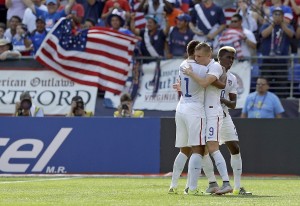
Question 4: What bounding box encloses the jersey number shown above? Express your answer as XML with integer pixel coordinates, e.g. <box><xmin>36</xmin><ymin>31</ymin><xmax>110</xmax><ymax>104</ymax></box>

<box><xmin>220</xmin><ymin>90</ymin><xmax>225</xmax><ymax>98</ymax></box>
<box><xmin>183</xmin><ymin>78</ymin><xmax>192</xmax><ymax>97</ymax></box>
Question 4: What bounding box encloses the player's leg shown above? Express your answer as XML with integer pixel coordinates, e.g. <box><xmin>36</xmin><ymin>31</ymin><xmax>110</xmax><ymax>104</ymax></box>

<box><xmin>202</xmin><ymin>146</ymin><xmax>219</xmax><ymax>193</ymax></box>
<box><xmin>169</xmin><ymin>112</ymin><xmax>190</xmax><ymax>193</ymax></box>
<box><xmin>186</xmin><ymin>116</ymin><xmax>206</xmax><ymax>195</ymax></box>
<box><xmin>221</xmin><ymin>115</ymin><xmax>251</xmax><ymax>195</ymax></box>
<box><xmin>206</xmin><ymin>116</ymin><xmax>232</xmax><ymax>195</ymax></box>
<box><xmin>169</xmin><ymin>147</ymin><xmax>191</xmax><ymax>193</ymax></box>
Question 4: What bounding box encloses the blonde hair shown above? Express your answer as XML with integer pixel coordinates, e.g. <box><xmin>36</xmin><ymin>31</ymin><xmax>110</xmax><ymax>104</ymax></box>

<box><xmin>218</xmin><ymin>46</ymin><xmax>236</xmax><ymax>58</ymax></box>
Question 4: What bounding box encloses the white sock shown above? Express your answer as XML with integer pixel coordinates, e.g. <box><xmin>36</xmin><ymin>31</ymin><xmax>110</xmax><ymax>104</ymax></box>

<box><xmin>170</xmin><ymin>152</ymin><xmax>188</xmax><ymax>188</ymax></box>
<box><xmin>185</xmin><ymin>172</ymin><xmax>189</xmax><ymax>189</ymax></box>
<box><xmin>202</xmin><ymin>154</ymin><xmax>217</xmax><ymax>183</ymax></box>
<box><xmin>231</xmin><ymin>153</ymin><xmax>242</xmax><ymax>190</ymax></box>
<box><xmin>211</xmin><ymin>150</ymin><xmax>229</xmax><ymax>182</ymax></box>
<box><xmin>188</xmin><ymin>153</ymin><xmax>202</xmax><ymax>191</ymax></box>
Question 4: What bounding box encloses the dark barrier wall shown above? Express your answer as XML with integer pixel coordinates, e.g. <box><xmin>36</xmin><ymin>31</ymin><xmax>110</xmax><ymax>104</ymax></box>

<box><xmin>0</xmin><ymin>117</ymin><xmax>160</xmax><ymax>174</ymax></box>
<box><xmin>160</xmin><ymin>118</ymin><xmax>300</xmax><ymax>175</ymax></box>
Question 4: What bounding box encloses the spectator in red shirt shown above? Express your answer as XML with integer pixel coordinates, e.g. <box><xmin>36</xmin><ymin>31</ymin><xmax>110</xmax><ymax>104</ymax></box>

<box><xmin>101</xmin><ymin>0</ymin><xmax>130</xmax><ymax>21</ymax></box>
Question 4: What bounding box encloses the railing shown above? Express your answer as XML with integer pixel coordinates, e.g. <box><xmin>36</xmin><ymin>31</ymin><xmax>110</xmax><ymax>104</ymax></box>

<box><xmin>1</xmin><ymin>55</ymin><xmax>300</xmax><ymax>99</ymax></box>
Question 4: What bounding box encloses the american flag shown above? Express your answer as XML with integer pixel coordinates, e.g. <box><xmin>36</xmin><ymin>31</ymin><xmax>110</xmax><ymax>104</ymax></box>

<box><xmin>35</xmin><ymin>18</ymin><xmax>138</xmax><ymax>94</ymax></box>
<box><xmin>129</xmin><ymin>0</ymin><xmax>146</xmax><ymax>29</ymax></box>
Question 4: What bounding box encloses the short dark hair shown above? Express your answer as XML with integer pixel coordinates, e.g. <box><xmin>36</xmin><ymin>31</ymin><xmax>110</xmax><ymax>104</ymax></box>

<box><xmin>186</xmin><ymin>40</ymin><xmax>200</xmax><ymax>56</ymax></box>
<box><xmin>257</xmin><ymin>76</ymin><xmax>269</xmax><ymax>84</ymax></box>
<box><xmin>232</xmin><ymin>13</ymin><xmax>243</xmax><ymax>21</ymax></box>
<box><xmin>85</xmin><ymin>18</ymin><xmax>96</xmax><ymax>26</ymax></box>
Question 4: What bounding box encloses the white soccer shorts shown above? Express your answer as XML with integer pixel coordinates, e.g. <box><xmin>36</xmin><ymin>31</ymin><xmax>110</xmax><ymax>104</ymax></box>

<box><xmin>175</xmin><ymin>112</ymin><xmax>206</xmax><ymax>148</ymax></box>
<box><xmin>219</xmin><ymin>114</ymin><xmax>239</xmax><ymax>145</ymax></box>
<box><xmin>205</xmin><ymin>116</ymin><xmax>223</xmax><ymax>142</ymax></box>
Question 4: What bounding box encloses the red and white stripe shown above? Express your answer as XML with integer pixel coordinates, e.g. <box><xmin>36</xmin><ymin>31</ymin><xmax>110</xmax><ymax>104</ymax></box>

<box><xmin>223</xmin><ymin>7</ymin><xmax>237</xmax><ymax>25</ymax></box>
<box><xmin>132</xmin><ymin>1</ymin><xmax>146</xmax><ymax>29</ymax></box>
<box><xmin>36</xmin><ymin>19</ymin><xmax>138</xmax><ymax>94</ymax></box>
<box><xmin>219</xmin><ymin>28</ymin><xmax>244</xmax><ymax>58</ymax></box>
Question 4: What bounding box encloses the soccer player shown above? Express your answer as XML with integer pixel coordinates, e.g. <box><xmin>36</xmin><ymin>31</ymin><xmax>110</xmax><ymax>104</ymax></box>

<box><xmin>202</xmin><ymin>46</ymin><xmax>252</xmax><ymax>195</ymax></box>
<box><xmin>168</xmin><ymin>40</ymin><xmax>207</xmax><ymax>195</ymax></box>
<box><xmin>183</xmin><ymin>42</ymin><xmax>233</xmax><ymax>195</ymax></box>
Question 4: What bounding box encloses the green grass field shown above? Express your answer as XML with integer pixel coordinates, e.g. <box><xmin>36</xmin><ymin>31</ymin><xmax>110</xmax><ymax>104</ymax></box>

<box><xmin>0</xmin><ymin>176</ymin><xmax>299</xmax><ymax>206</ymax></box>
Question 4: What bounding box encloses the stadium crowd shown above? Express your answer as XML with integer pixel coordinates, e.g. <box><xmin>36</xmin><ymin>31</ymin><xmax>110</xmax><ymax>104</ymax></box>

<box><xmin>0</xmin><ymin>0</ymin><xmax>299</xmax><ymax>98</ymax></box>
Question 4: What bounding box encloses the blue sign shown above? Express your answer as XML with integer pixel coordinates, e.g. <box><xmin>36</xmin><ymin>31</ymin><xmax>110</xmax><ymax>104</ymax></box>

<box><xmin>0</xmin><ymin>117</ymin><xmax>161</xmax><ymax>174</ymax></box>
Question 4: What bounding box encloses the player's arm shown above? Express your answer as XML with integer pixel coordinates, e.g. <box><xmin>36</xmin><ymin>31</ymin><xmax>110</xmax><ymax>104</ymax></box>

<box><xmin>211</xmin><ymin>79</ymin><xmax>226</xmax><ymax>89</ymax></box>
<box><xmin>221</xmin><ymin>93</ymin><xmax>237</xmax><ymax>109</ymax></box>
<box><xmin>182</xmin><ymin>65</ymin><xmax>216</xmax><ymax>88</ymax></box>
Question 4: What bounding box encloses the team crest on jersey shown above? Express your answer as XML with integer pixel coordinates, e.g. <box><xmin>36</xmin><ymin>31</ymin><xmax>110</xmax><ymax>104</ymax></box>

<box><xmin>210</xmin><ymin>11</ymin><xmax>215</xmax><ymax>16</ymax></box>
<box><xmin>228</xmin><ymin>80</ymin><xmax>232</xmax><ymax>86</ymax></box>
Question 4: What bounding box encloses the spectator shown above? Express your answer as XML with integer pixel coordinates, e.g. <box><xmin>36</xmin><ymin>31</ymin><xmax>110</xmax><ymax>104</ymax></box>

<box><xmin>259</xmin><ymin>7</ymin><xmax>294</xmax><ymax>97</ymax></box>
<box><xmin>0</xmin><ymin>38</ymin><xmax>21</xmax><ymax>60</ymax></box>
<box><xmin>219</xmin><ymin>13</ymin><xmax>257</xmax><ymax>59</ymax></box>
<box><xmin>130</xmin><ymin>13</ymin><xmax>168</xmax><ymax>61</ymax></box>
<box><xmin>137</xmin><ymin>0</ymin><xmax>166</xmax><ymax>29</ymax></box>
<box><xmin>107</xmin><ymin>8</ymin><xmax>133</xmax><ymax>35</ymax></box>
<box><xmin>0</xmin><ymin>22</ymin><xmax>6</xmax><ymax>39</ymax></box>
<box><xmin>268</xmin><ymin>0</ymin><xmax>293</xmax><ymax>24</ymax></box>
<box><xmin>81</xmin><ymin>18</ymin><xmax>96</xmax><ymax>29</ymax></box>
<box><xmin>22</xmin><ymin>0</ymin><xmax>47</xmax><ymax>33</ymax></box>
<box><xmin>23</xmin><ymin>0</ymin><xmax>75</xmax><ymax>32</ymax></box>
<box><xmin>5</xmin><ymin>0</ymin><xmax>27</xmax><ymax>24</ymax></box>
<box><xmin>166</xmin><ymin>13</ymin><xmax>193</xmax><ymax>58</ymax></box>
<box><xmin>11</xmin><ymin>23</ymin><xmax>32</xmax><ymax>56</ymax></box>
<box><xmin>4</xmin><ymin>15</ymin><xmax>21</xmax><ymax>42</ymax></box>
<box><xmin>236</xmin><ymin>0</ymin><xmax>258</xmax><ymax>32</ymax></box>
<box><xmin>241</xmin><ymin>76</ymin><xmax>284</xmax><ymax>118</ymax></box>
<box><xmin>14</xmin><ymin>91</ymin><xmax>44</xmax><ymax>117</ymax></box>
<box><xmin>283</xmin><ymin>0</ymin><xmax>300</xmax><ymax>54</ymax></box>
<box><xmin>30</xmin><ymin>16</ymin><xmax>47</xmax><ymax>55</ymax></box>
<box><xmin>114</xmin><ymin>93</ymin><xmax>144</xmax><ymax>117</ymax></box>
<box><xmin>189</xmin><ymin>0</ymin><xmax>226</xmax><ymax>52</ymax></box>
<box><xmin>164</xmin><ymin>0</ymin><xmax>183</xmax><ymax>27</ymax></box>
<box><xmin>101</xmin><ymin>0</ymin><xmax>130</xmax><ymax>24</ymax></box>
<box><xmin>82</xmin><ymin>0</ymin><xmax>104</xmax><ymax>25</ymax></box>
<box><xmin>59</xmin><ymin>0</ymin><xmax>84</xmax><ymax>30</ymax></box>
<box><xmin>66</xmin><ymin>95</ymin><xmax>93</xmax><ymax>117</ymax></box>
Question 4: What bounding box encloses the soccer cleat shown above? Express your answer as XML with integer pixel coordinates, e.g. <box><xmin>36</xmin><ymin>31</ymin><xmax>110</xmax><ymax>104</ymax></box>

<box><xmin>215</xmin><ymin>185</ymin><xmax>233</xmax><ymax>195</ymax></box>
<box><xmin>232</xmin><ymin>187</ymin><xmax>252</xmax><ymax>195</ymax></box>
<box><xmin>188</xmin><ymin>189</ymin><xmax>201</xmax><ymax>196</ymax></box>
<box><xmin>168</xmin><ymin>187</ymin><xmax>178</xmax><ymax>194</ymax></box>
<box><xmin>205</xmin><ymin>182</ymin><xmax>219</xmax><ymax>194</ymax></box>
<box><xmin>183</xmin><ymin>187</ymin><xmax>189</xmax><ymax>195</ymax></box>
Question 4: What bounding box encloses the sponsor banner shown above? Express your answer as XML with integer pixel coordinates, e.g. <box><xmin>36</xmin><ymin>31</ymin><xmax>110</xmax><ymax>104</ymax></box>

<box><xmin>105</xmin><ymin>59</ymin><xmax>251</xmax><ymax>110</ymax></box>
<box><xmin>105</xmin><ymin>59</ymin><xmax>181</xmax><ymax>111</ymax></box>
<box><xmin>230</xmin><ymin>60</ymin><xmax>251</xmax><ymax>109</ymax></box>
<box><xmin>0</xmin><ymin>117</ymin><xmax>160</xmax><ymax>174</ymax></box>
<box><xmin>0</xmin><ymin>70</ymin><xmax>98</xmax><ymax>115</ymax></box>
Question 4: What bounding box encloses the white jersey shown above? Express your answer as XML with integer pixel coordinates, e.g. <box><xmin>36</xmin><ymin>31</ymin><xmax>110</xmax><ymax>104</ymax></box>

<box><xmin>204</xmin><ymin>59</ymin><xmax>224</xmax><ymax>117</ymax></box>
<box><xmin>221</xmin><ymin>71</ymin><xmax>238</xmax><ymax>114</ymax></box>
<box><xmin>176</xmin><ymin>59</ymin><xmax>207</xmax><ymax>117</ymax></box>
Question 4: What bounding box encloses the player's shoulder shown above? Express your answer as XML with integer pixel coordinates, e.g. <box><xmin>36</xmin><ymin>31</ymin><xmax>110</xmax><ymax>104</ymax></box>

<box><xmin>227</xmin><ymin>71</ymin><xmax>237</xmax><ymax>80</ymax></box>
<box><xmin>208</xmin><ymin>59</ymin><xmax>222</xmax><ymax>70</ymax></box>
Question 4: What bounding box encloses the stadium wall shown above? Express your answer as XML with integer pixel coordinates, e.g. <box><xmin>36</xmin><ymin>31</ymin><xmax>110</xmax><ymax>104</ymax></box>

<box><xmin>0</xmin><ymin>117</ymin><xmax>299</xmax><ymax>175</ymax></box>
<box><xmin>160</xmin><ymin>118</ymin><xmax>300</xmax><ymax>175</ymax></box>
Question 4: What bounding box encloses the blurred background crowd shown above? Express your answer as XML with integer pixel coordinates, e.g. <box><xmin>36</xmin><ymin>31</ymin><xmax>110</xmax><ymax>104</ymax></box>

<box><xmin>1</xmin><ymin>0</ymin><xmax>300</xmax><ymax>99</ymax></box>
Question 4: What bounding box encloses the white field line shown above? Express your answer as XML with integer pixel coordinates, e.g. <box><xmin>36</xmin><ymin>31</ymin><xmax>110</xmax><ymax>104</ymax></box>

<box><xmin>0</xmin><ymin>177</ymin><xmax>81</xmax><ymax>184</ymax></box>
